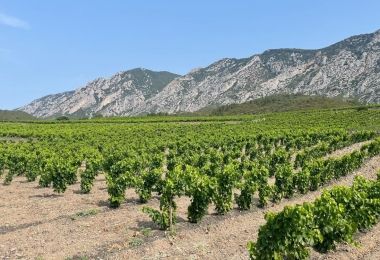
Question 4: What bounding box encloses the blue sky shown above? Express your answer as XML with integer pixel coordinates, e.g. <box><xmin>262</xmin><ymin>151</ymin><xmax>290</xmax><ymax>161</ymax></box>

<box><xmin>1</xmin><ymin>1</ymin><xmax>380</xmax><ymax>110</ymax></box>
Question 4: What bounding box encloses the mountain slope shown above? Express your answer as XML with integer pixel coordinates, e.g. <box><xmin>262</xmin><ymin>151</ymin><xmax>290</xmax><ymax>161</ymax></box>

<box><xmin>0</xmin><ymin>110</ymin><xmax>37</xmax><ymax>120</ymax></box>
<box><xmin>18</xmin><ymin>69</ymin><xmax>180</xmax><ymax>119</ymax></box>
<box><xmin>130</xmin><ymin>29</ymin><xmax>380</xmax><ymax>115</ymax></box>
<box><xmin>18</xmin><ymin>29</ymin><xmax>380</xmax><ymax>118</ymax></box>
<box><xmin>189</xmin><ymin>94</ymin><xmax>360</xmax><ymax>116</ymax></box>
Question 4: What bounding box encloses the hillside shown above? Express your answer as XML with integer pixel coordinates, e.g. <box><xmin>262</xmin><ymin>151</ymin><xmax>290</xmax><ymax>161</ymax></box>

<box><xmin>17</xmin><ymin>29</ymin><xmax>380</xmax><ymax>118</ymax></box>
<box><xmin>18</xmin><ymin>69</ymin><xmax>180</xmax><ymax>119</ymax></box>
<box><xmin>0</xmin><ymin>110</ymin><xmax>37</xmax><ymax>120</ymax></box>
<box><xmin>191</xmin><ymin>94</ymin><xmax>361</xmax><ymax>116</ymax></box>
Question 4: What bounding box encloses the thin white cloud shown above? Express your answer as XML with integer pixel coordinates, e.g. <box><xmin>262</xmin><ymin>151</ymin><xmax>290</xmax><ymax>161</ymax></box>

<box><xmin>0</xmin><ymin>13</ymin><xmax>30</xmax><ymax>30</ymax></box>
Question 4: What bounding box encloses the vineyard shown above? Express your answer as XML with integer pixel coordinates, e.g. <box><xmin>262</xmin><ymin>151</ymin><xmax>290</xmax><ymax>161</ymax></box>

<box><xmin>1</xmin><ymin>107</ymin><xmax>380</xmax><ymax>259</ymax></box>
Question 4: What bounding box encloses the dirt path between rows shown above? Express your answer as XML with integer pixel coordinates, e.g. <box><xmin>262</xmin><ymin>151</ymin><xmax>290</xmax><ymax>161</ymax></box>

<box><xmin>0</xmin><ymin>141</ymin><xmax>379</xmax><ymax>260</ymax></box>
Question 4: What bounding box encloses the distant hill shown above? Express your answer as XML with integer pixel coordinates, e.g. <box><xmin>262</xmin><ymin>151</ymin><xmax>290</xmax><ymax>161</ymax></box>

<box><xmin>0</xmin><ymin>110</ymin><xmax>37</xmax><ymax>120</ymax></box>
<box><xmin>191</xmin><ymin>94</ymin><xmax>361</xmax><ymax>116</ymax></box>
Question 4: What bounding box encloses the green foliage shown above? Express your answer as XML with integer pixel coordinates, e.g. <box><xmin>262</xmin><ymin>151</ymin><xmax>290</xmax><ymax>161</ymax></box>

<box><xmin>56</xmin><ymin>116</ymin><xmax>70</xmax><ymax>120</ymax></box>
<box><xmin>94</xmin><ymin>113</ymin><xmax>103</xmax><ymax>118</ymax></box>
<box><xmin>76</xmin><ymin>209</ymin><xmax>99</xmax><ymax>217</ymax></box>
<box><xmin>254</xmin><ymin>166</ymin><xmax>271</xmax><ymax>208</ymax></box>
<box><xmin>1</xmin><ymin>103</ymin><xmax>380</xmax><ymax>246</ymax></box>
<box><xmin>129</xmin><ymin>237</ymin><xmax>144</xmax><ymax>247</ymax></box>
<box><xmin>312</xmin><ymin>191</ymin><xmax>357</xmax><ymax>252</ymax></box>
<box><xmin>0</xmin><ymin>109</ymin><xmax>37</xmax><ymax>121</ymax></box>
<box><xmin>248</xmin><ymin>203</ymin><xmax>322</xmax><ymax>260</ymax></box>
<box><xmin>192</xmin><ymin>94</ymin><xmax>361</xmax><ymax>116</ymax></box>
<box><xmin>142</xmin><ymin>165</ymin><xmax>184</xmax><ymax>230</ymax></box>
<box><xmin>234</xmin><ymin>165</ymin><xmax>260</xmax><ymax>210</ymax></box>
<box><xmin>273</xmin><ymin>163</ymin><xmax>294</xmax><ymax>202</ymax></box>
<box><xmin>212</xmin><ymin>163</ymin><xmax>241</xmax><ymax>214</ymax></box>
<box><xmin>141</xmin><ymin>206</ymin><xmax>172</xmax><ymax>230</ymax></box>
<box><xmin>296</xmin><ymin>168</ymin><xmax>310</xmax><ymax>194</ymax></box>
<box><xmin>105</xmin><ymin>171</ymin><xmax>133</xmax><ymax>208</ymax></box>
<box><xmin>185</xmin><ymin>166</ymin><xmax>217</xmax><ymax>222</ymax></box>
<box><xmin>146</xmin><ymin>112</ymin><xmax>170</xmax><ymax>117</ymax></box>
<box><xmin>248</xmin><ymin>172</ymin><xmax>380</xmax><ymax>259</ymax></box>
<box><xmin>140</xmin><ymin>227</ymin><xmax>152</xmax><ymax>237</ymax></box>
<box><xmin>356</xmin><ymin>106</ymin><xmax>369</xmax><ymax>111</ymax></box>
<box><xmin>0</xmin><ymin>155</ymin><xmax>4</xmax><ymax>177</ymax></box>
<box><xmin>366</xmin><ymin>138</ymin><xmax>380</xmax><ymax>157</ymax></box>
<box><xmin>64</xmin><ymin>255</ymin><xmax>89</xmax><ymax>260</ymax></box>
<box><xmin>80</xmin><ymin>149</ymin><xmax>103</xmax><ymax>193</ymax></box>
<box><xmin>269</xmin><ymin>148</ymin><xmax>290</xmax><ymax>177</ymax></box>
<box><xmin>135</xmin><ymin>168</ymin><xmax>162</xmax><ymax>203</ymax></box>
<box><xmin>3</xmin><ymin>147</ymin><xmax>28</xmax><ymax>185</ymax></box>
<box><xmin>330</xmin><ymin>184</ymin><xmax>380</xmax><ymax>231</ymax></box>
<box><xmin>25</xmin><ymin>151</ymin><xmax>46</xmax><ymax>182</ymax></box>
<box><xmin>49</xmin><ymin>155</ymin><xmax>81</xmax><ymax>193</ymax></box>
<box><xmin>105</xmin><ymin>158</ymin><xmax>135</xmax><ymax>207</ymax></box>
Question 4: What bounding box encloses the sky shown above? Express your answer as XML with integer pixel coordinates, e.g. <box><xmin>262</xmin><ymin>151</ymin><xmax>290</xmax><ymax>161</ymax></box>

<box><xmin>1</xmin><ymin>1</ymin><xmax>380</xmax><ymax>110</ymax></box>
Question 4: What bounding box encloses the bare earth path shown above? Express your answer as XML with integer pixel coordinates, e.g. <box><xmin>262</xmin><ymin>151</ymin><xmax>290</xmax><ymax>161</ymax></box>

<box><xmin>1</xmin><ymin>141</ymin><xmax>380</xmax><ymax>260</ymax></box>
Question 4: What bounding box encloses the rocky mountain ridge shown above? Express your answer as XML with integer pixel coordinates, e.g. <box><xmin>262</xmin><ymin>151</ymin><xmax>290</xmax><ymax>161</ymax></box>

<box><xmin>19</xmin><ymin>69</ymin><xmax>179</xmax><ymax>119</ymax></box>
<box><xmin>18</xmin><ymin>29</ymin><xmax>380</xmax><ymax>118</ymax></box>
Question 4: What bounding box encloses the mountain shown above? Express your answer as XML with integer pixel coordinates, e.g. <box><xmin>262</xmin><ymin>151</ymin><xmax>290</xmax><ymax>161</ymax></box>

<box><xmin>18</xmin><ymin>29</ymin><xmax>380</xmax><ymax>118</ymax></box>
<box><xmin>189</xmin><ymin>94</ymin><xmax>360</xmax><ymax>116</ymax></box>
<box><xmin>18</xmin><ymin>69</ymin><xmax>180</xmax><ymax>119</ymax></box>
<box><xmin>0</xmin><ymin>110</ymin><xmax>37</xmax><ymax>120</ymax></box>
